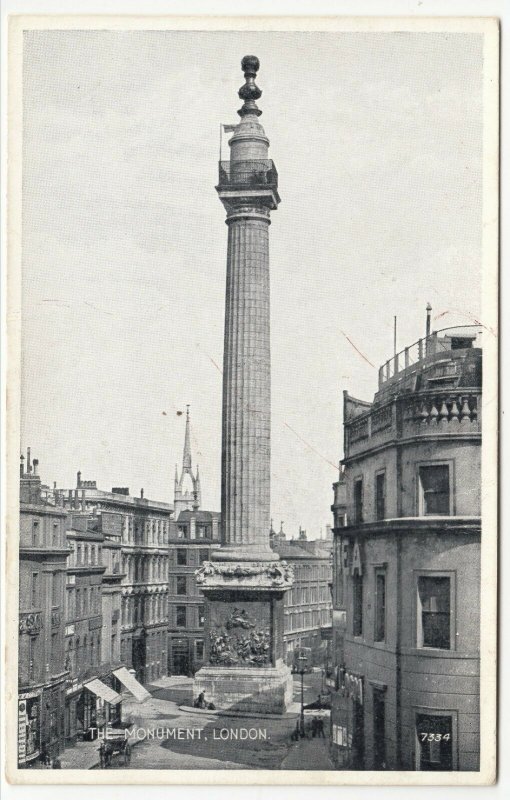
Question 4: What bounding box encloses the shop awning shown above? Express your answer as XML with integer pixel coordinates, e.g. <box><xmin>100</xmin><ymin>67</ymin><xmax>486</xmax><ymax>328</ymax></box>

<box><xmin>113</xmin><ymin>667</ymin><xmax>150</xmax><ymax>703</ymax></box>
<box><xmin>84</xmin><ymin>678</ymin><xmax>122</xmax><ymax>705</ymax></box>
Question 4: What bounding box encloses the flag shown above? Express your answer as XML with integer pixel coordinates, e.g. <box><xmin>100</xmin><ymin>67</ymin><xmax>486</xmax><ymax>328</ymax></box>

<box><xmin>222</xmin><ymin>124</ymin><xmax>236</xmax><ymax>132</ymax></box>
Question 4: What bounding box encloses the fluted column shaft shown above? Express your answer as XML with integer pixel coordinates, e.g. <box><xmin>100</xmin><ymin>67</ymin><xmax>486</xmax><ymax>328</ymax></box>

<box><xmin>220</xmin><ymin>209</ymin><xmax>273</xmax><ymax>560</ymax></box>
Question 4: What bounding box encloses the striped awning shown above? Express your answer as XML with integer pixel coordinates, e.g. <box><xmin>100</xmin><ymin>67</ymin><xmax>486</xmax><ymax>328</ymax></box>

<box><xmin>113</xmin><ymin>667</ymin><xmax>150</xmax><ymax>703</ymax></box>
<box><xmin>84</xmin><ymin>678</ymin><xmax>122</xmax><ymax>705</ymax></box>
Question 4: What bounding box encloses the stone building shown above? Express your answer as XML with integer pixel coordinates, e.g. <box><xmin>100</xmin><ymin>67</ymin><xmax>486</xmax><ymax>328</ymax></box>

<box><xmin>270</xmin><ymin>527</ymin><xmax>332</xmax><ymax>668</ymax></box>
<box><xmin>63</xmin><ymin>511</ymin><xmax>123</xmax><ymax>745</ymax></box>
<box><xmin>56</xmin><ymin>477</ymin><xmax>171</xmax><ymax>685</ymax></box>
<box><xmin>330</xmin><ymin>321</ymin><xmax>482</xmax><ymax>771</ymax></box>
<box><xmin>168</xmin><ymin>411</ymin><xmax>220</xmax><ymax>675</ymax></box>
<box><xmin>18</xmin><ymin>452</ymin><xmax>69</xmax><ymax>766</ymax></box>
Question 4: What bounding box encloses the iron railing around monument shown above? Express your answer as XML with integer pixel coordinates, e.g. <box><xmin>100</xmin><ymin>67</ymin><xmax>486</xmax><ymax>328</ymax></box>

<box><xmin>217</xmin><ymin>159</ymin><xmax>278</xmax><ymax>191</ymax></box>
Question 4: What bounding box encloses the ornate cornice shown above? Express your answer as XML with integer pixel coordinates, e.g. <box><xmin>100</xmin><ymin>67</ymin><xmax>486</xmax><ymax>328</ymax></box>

<box><xmin>195</xmin><ymin>560</ymin><xmax>294</xmax><ymax>590</ymax></box>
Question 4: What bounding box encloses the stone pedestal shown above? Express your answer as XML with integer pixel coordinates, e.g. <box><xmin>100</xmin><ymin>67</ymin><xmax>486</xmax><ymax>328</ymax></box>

<box><xmin>192</xmin><ymin>560</ymin><xmax>294</xmax><ymax>714</ymax></box>
<box><xmin>194</xmin><ymin>662</ymin><xmax>293</xmax><ymax>715</ymax></box>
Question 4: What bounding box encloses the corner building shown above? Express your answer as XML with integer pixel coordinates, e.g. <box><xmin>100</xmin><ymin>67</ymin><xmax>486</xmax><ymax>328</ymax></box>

<box><xmin>330</xmin><ymin>324</ymin><xmax>482</xmax><ymax>771</ymax></box>
<box><xmin>18</xmin><ymin>453</ymin><xmax>69</xmax><ymax>766</ymax></box>
<box><xmin>56</xmin><ymin>478</ymin><xmax>171</xmax><ymax>684</ymax></box>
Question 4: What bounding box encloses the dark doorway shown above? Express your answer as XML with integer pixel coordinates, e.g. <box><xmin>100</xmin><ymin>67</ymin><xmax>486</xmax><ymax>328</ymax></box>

<box><xmin>352</xmin><ymin>701</ymin><xmax>365</xmax><ymax>769</ymax></box>
<box><xmin>416</xmin><ymin>713</ymin><xmax>453</xmax><ymax>771</ymax></box>
<box><xmin>132</xmin><ymin>635</ymin><xmax>146</xmax><ymax>683</ymax></box>
<box><xmin>171</xmin><ymin>639</ymin><xmax>190</xmax><ymax>675</ymax></box>
<box><xmin>373</xmin><ymin>689</ymin><xmax>386</xmax><ymax>769</ymax></box>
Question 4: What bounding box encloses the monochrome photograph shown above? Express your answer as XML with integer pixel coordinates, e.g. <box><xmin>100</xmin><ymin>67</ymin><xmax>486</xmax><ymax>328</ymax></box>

<box><xmin>5</xmin><ymin>14</ymin><xmax>498</xmax><ymax>785</ymax></box>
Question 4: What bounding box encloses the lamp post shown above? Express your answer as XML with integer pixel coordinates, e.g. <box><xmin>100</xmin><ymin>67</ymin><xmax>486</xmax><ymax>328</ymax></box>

<box><xmin>297</xmin><ymin>653</ymin><xmax>308</xmax><ymax>737</ymax></box>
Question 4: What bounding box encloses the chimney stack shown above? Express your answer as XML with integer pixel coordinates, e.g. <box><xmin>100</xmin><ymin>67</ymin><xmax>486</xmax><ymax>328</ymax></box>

<box><xmin>77</xmin><ymin>471</ymin><xmax>82</xmax><ymax>488</ymax></box>
<box><xmin>426</xmin><ymin>303</ymin><xmax>432</xmax><ymax>339</ymax></box>
<box><xmin>33</xmin><ymin>458</ymin><xmax>39</xmax><ymax>476</ymax></box>
<box><xmin>140</xmin><ymin>488</ymin><xmax>144</xmax><ymax>499</ymax></box>
<box><xmin>27</xmin><ymin>447</ymin><xmax>31</xmax><ymax>474</ymax></box>
<box><xmin>20</xmin><ymin>454</ymin><xmax>24</xmax><ymax>478</ymax></box>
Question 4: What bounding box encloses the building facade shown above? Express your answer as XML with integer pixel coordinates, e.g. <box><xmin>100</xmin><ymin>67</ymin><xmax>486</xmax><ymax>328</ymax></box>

<box><xmin>18</xmin><ymin>452</ymin><xmax>69</xmax><ymax>766</ymax></box>
<box><xmin>330</xmin><ymin>323</ymin><xmax>482</xmax><ymax>771</ymax></box>
<box><xmin>168</xmin><ymin>410</ymin><xmax>220</xmax><ymax>675</ymax></box>
<box><xmin>63</xmin><ymin>511</ymin><xmax>124</xmax><ymax>745</ymax></box>
<box><xmin>270</xmin><ymin>528</ymin><xmax>332</xmax><ymax>669</ymax></box>
<box><xmin>56</xmin><ymin>477</ymin><xmax>171</xmax><ymax>685</ymax></box>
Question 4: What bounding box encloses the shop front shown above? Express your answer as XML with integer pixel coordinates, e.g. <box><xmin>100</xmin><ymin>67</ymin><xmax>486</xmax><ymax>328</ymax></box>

<box><xmin>330</xmin><ymin>667</ymin><xmax>364</xmax><ymax>769</ymax></box>
<box><xmin>41</xmin><ymin>683</ymin><xmax>66</xmax><ymax>760</ymax></box>
<box><xmin>64</xmin><ymin>679</ymin><xmax>83</xmax><ymax>745</ymax></box>
<box><xmin>18</xmin><ymin>690</ymin><xmax>42</xmax><ymax>768</ymax></box>
<box><xmin>75</xmin><ymin>678</ymin><xmax>122</xmax><ymax>740</ymax></box>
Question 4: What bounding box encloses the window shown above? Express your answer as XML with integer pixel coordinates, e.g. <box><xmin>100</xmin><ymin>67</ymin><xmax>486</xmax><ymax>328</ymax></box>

<box><xmin>450</xmin><ymin>337</ymin><xmax>472</xmax><ymax>351</ymax></box>
<box><xmin>417</xmin><ymin>576</ymin><xmax>451</xmax><ymax>649</ymax></box>
<box><xmin>177</xmin><ymin>526</ymin><xmax>186</xmax><ymax>539</ymax></box>
<box><xmin>373</xmin><ymin>689</ymin><xmax>386</xmax><ymax>769</ymax></box>
<box><xmin>51</xmin><ymin>572</ymin><xmax>59</xmax><ymax>605</ymax></box>
<box><xmin>375</xmin><ymin>472</ymin><xmax>386</xmax><ymax>521</ymax></box>
<box><xmin>354</xmin><ymin>478</ymin><xmax>363</xmax><ymax>524</ymax></box>
<box><xmin>53</xmin><ymin>522</ymin><xmax>59</xmax><ymax>545</ymax></box>
<box><xmin>77</xmin><ymin>545</ymin><xmax>82</xmax><ymax>564</ymax></box>
<box><xmin>32</xmin><ymin>520</ymin><xmax>39</xmax><ymax>545</ymax></box>
<box><xmin>31</xmin><ymin>573</ymin><xmax>39</xmax><ymax>607</ymax></box>
<box><xmin>29</xmin><ymin>637</ymin><xmax>36</xmax><ymax>680</ymax></box>
<box><xmin>374</xmin><ymin>570</ymin><xmax>386</xmax><ymax>642</ymax></box>
<box><xmin>84</xmin><ymin>545</ymin><xmax>89</xmax><ymax>564</ymax></box>
<box><xmin>76</xmin><ymin>589</ymin><xmax>81</xmax><ymax>617</ymax></box>
<box><xmin>419</xmin><ymin>465</ymin><xmax>450</xmax><ymax>516</ymax></box>
<box><xmin>198</xmin><ymin>605</ymin><xmax>205</xmax><ymax>627</ymax></box>
<box><xmin>352</xmin><ymin>574</ymin><xmax>363</xmax><ymax>637</ymax></box>
<box><xmin>416</xmin><ymin>714</ymin><xmax>453</xmax><ymax>771</ymax></box>
<box><xmin>52</xmin><ymin>632</ymin><xmax>58</xmax><ymax>660</ymax></box>
<box><xmin>176</xmin><ymin>576</ymin><xmax>187</xmax><ymax>595</ymax></box>
<box><xmin>176</xmin><ymin>606</ymin><xmax>186</xmax><ymax>627</ymax></box>
<box><xmin>177</xmin><ymin>548</ymin><xmax>187</xmax><ymax>566</ymax></box>
<box><xmin>195</xmin><ymin>640</ymin><xmax>204</xmax><ymax>660</ymax></box>
<box><xmin>198</xmin><ymin>526</ymin><xmax>206</xmax><ymax>539</ymax></box>
<box><xmin>199</xmin><ymin>549</ymin><xmax>209</xmax><ymax>563</ymax></box>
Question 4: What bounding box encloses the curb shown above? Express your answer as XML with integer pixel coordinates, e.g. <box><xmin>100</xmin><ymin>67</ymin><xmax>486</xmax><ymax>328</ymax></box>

<box><xmin>178</xmin><ymin>705</ymin><xmax>299</xmax><ymax>720</ymax></box>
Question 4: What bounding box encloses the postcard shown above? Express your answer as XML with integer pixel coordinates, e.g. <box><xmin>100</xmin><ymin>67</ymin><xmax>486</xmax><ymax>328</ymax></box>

<box><xmin>5</xmin><ymin>14</ymin><xmax>499</xmax><ymax>786</ymax></box>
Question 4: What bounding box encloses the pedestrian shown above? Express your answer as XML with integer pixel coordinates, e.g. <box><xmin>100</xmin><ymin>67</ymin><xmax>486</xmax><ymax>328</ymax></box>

<box><xmin>194</xmin><ymin>691</ymin><xmax>207</xmax><ymax>709</ymax></box>
<box><xmin>317</xmin><ymin>717</ymin><xmax>325</xmax><ymax>738</ymax></box>
<box><xmin>52</xmin><ymin>757</ymin><xmax>61</xmax><ymax>769</ymax></box>
<box><xmin>99</xmin><ymin>741</ymin><xmax>106</xmax><ymax>769</ymax></box>
<box><xmin>311</xmin><ymin>717</ymin><xmax>318</xmax><ymax>738</ymax></box>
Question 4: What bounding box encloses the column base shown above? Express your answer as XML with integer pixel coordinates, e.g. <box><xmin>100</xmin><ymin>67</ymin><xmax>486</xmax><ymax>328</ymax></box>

<box><xmin>192</xmin><ymin>662</ymin><xmax>293</xmax><ymax>715</ymax></box>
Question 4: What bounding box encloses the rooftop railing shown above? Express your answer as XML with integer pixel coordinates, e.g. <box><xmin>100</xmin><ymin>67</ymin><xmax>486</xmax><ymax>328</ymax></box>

<box><xmin>378</xmin><ymin>325</ymin><xmax>483</xmax><ymax>387</ymax></box>
<box><xmin>217</xmin><ymin>159</ymin><xmax>278</xmax><ymax>191</ymax></box>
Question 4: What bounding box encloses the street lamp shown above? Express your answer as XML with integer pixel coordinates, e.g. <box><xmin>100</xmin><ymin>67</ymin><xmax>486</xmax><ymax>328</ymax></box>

<box><xmin>296</xmin><ymin>653</ymin><xmax>308</xmax><ymax>738</ymax></box>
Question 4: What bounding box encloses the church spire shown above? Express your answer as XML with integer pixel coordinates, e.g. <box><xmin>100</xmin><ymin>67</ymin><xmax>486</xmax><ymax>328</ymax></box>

<box><xmin>174</xmin><ymin>405</ymin><xmax>202</xmax><ymax>516</ymax></box>
<box><xmin>183</xmin><ymin>404</ymin><xmax>192</xmax><ymax>470</ymax></box>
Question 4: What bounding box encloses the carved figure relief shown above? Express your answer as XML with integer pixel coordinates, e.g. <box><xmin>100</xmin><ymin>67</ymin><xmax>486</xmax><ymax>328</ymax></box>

<box><xmin>209</xmin><ymin>607</ymin><xmax>270</xmax><ymax>667</ymax></box>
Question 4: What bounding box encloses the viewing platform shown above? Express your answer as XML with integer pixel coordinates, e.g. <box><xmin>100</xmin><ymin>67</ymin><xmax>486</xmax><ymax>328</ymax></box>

<box><xmin>344</xmin><ymin>325</ymin><xmax>483</xmax><ymax>459</ymax></box>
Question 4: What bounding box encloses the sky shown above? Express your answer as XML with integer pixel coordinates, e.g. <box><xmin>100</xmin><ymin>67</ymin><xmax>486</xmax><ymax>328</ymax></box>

<box><xmin>20</xmin><ymin>29</ymin><xmax>483</xmax><ymax>538</ymax></box>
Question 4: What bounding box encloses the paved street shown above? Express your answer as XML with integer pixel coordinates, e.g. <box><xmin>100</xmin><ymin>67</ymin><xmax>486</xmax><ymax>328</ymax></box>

<box><xmin>62</xmin><ymin>672</ymin><xmax>334</xmax><ymax>771</ymax></box>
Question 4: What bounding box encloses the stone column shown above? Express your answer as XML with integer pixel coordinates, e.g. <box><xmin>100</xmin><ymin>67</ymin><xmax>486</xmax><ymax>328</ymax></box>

<box><xmin>221</xmin><ymin>211</ymin><xmax>272</xmax><ymax>560</ymax></box>
<box><xmin>193</xmin><ymin>57</ymin><xmax>293</xmax><ymax>714</ymax></box>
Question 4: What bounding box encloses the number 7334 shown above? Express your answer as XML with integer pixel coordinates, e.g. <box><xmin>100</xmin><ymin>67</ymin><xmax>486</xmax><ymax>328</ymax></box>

<box><xmin>419</xmin><ymin>733</ymin><xmax>451</xmax><ymax>742</ymax></box>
